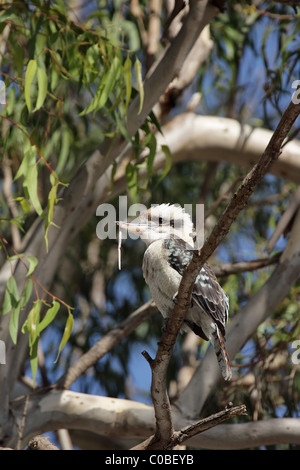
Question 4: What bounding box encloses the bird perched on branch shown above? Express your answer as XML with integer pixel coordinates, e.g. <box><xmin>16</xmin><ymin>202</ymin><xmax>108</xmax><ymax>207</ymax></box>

<box><xmin>118</xmin><ymin>204</ymin><xmax>232</xmax><ymax>381</ymax></box>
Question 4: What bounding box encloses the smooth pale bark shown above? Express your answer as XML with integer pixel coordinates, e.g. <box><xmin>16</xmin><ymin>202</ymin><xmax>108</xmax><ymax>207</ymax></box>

<box><xmin>8</xmin><ymin>390</ymin><xmax>300</xmax><ymax>449</ymax></box>
<box><xmin>154</xmin><ymin>113</ymin><xmax>300</xmax><ymax>183</ymax></box>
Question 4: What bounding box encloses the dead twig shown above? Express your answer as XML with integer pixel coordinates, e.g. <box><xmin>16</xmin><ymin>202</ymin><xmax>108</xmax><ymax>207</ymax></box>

<box><xmin>212</xmin><ymin>252</ymin><xmax>282</xmax><ymax>277</ymax></box>
<box><xmin>131</xmin><ymin>403</ymin><xmax>247</xmax><ymax>450</ymax></box>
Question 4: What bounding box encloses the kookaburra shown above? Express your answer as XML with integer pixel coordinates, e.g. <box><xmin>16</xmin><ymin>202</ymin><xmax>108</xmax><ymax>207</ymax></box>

<box><xmin>118</xmin><ymin>204</ymin><xmax>232</xmax><ymax>381</ymax></box>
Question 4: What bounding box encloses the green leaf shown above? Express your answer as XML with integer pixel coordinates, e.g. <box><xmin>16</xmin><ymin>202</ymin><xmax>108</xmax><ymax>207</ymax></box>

<box><xmin>56</xmin><ymin>129</ymin><xmax>71</xmax><ymax>174</ymax></box>
<box><xmin>26</xmin><ymin>256</ymin><xmax>38</xmax><ymax>277</ymax></box>
<box><xmin>134</xmin><ymin>57</ymin><xmax>144</xmax><ymax>115</ymax></box>
<box><xmin>34</xmin><ymin>65</ymin><xmax>48</xmax><ymax>111</ymax></box>
<box><xmin>97</xmin><ymin>55</ymin><xmax>121</xmax><ymax>109</ymax></box>
<box><xmin>55</xmin><ymin>312</ymin><xmax>73</xmax><ymax>362</ymax></box>
<box><xmin>25</xmin><ymin>59</ymin><xmax>37</xmax><ymax>113</ymax></box>
<box><xmin>38</xmin><ymin>301</ymin><xmax>60</xmax><ymax>333</ymax></box>
<box><xmin>155</xmin><ymin>145</ymin><xmax>172</xmax><ymax>186</ymax></box>
<box><xmin>146</xmin><ymin>133</ymin><xmax>157</xmax><ymax>179</ymax></box>
<box><xmin>2</xmin><ymin>288</ymin><xmax>13</xmax><ymax>316</ymax></box>
<box><xmin>27</xmin><ymin>159</ymin><xmax>43</xmax><ymax>216</ymax></box>
<box><xmin>123</xmin><ymin>55</ymin><xmax>132</xmax><ymax>111</ymax></box>
<box><xmin>2</xmin><ymin>276</ymin><xmax>20</xmax><ymax>315</ymax></box>
<box><xmin>10</xmin><ymin>218</ymin><xmax>25</xmax><ymax>233</ymax></box>
<box><xmin>79</xmin><ymin>55</ymin><xmax>121</xmax><ymax>116</ymax></box>
<box><xmin>19</xmin><ymin>278</ymin><xmax>33</xmax><ymax>310</ymax></box>
<box><xmin>14</xmin><ymin>145</ymin><xmax>44</xmax><ymax>217</ymax></box>
<box><xmin>44</xmin><ymin>184</ymin><xmax>57</xmax><ymax>251</ymax></box>
<box><xmin>17</xmin><ymin>196</ymin><xmax>31</xmax><ymax>214</ymax></box>
<box><xmin>14</xmin><ymin>140</ymin><xmax>31</xmax><ymax>181</ymax></box>
<box><xmin>29</xmin><ymin>338</ymin><xmax>39</xmax><ymax>387</ymax></box>
<box><xmin>23</xmin><ymin>301</ymin><xmax>42</xmax><ymax>350</ymax></box>
<box><xmin>126</xmin><ymin>162</ymin><xmax>137</xmax><ymax>199</ymax></box>
<box><xmin>1</xmin><ymin>275</ymin><xmax>19</xmax><ymax>315</ymax></box>
<box><xmin>9</xmin><ymin>304</ymin><xmax>21</xmax><ymax>345</ymax></box>
<box><xmin>4</xmin><ymin>276</ymin><xmax>21</xmax><ymax>343</ymax></box>
<box><xmin>113</xmin><ymin>110</ymin><xmax>132</xmax><ymax>144</ymax></box>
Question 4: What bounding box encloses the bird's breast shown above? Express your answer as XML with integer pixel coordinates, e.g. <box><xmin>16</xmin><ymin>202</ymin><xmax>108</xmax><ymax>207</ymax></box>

<box><xmin>142</xmin><ymin>241</ymin><xmax>182</xmax><ymax>318</ymax></box>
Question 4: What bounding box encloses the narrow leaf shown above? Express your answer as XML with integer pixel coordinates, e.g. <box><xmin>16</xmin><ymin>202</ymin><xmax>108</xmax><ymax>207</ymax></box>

<box><xmin>29</xmin><ymin>338</ymin><xmax>39</xmax><ymax>387</ymax></box>
<box><xmin>1</xmin><ymin>275</ymin><xmax>19</xmax><ymax>315</ymax></box>
<box><xmin>134</xmin><ymin>57</ymin><xmax>144</xmax><ymax>115</ymax></box>
<box><xmin>97</xmin><ymin>56</ymin><xmax>122</xmax><ymax>110</ymax></box>
<box><xmin>156</xmin><ymin>145</ymin><xmax>172</xmax><ymax>186</ymax></box>
<box><xmin>25</xmin><ymin>59</ymin><xmax>37</xmax><ymax>113</ymax></box>
<box><xmin>18</xmin><ymin>197</ymin><xmax>31</xmax><ymax>214</ymax></box>
<box><xmin>124</xmin><ymin>55</ymin><xmax>132</xmax><ymax>111</ymax></box>
<box><xmin>25</xmin><ymin>151</ymin><xmax>43</xmax><ymax>216</ymax></box>
<box><xmin>38</xmin><ymin>301</ymin><xmax>60</xmax><ymax>333</ymax></box>
<box><xmin>27</xmin><ymin>300</ymin><xmax>42</xmax><ymax>348</ymax></box>
<box><xmin>26</xmin><ymin>256</ymin><xmax>38</xmax><ymax>277</ymax></box>
<box><xmin>7</xmin><ymin>275</ymin><xmax>19</xmax><ymax>306</ymax></box>
<box><xmin>113</xmin><ymin>110</ymin><xmax>132</xmax><ymax>144</ymax></box>
<box><xmin>44</xmin><ymin>184</ymin><xmax>57</xmax><ymax>251</ymax></box>
<box><xmin>35</xmin><ymin>66</ymin><xmax>48</xmax><ymax>111</ymax></box>
<box><xmin>9</xmin><ymin>304</ymin><xmax>21</xmax><ymax>344</ymax></box>
<box><xmin>14</xmin><ymin>143</ymin><xmax>31</xmax><ymax>181</ymax></box>
<box><xmin>19</xmin><ymin>278</ymin><xmax>33</xmax><ymax>310</ymax></box>
<box><xmin>1</xmin><ymin>288</ymin><xmax>12</xmax><ymax>316</ymax></box>
<box><xmin>79</xmin><ymin>56</ymin><xmax>121</xmax><ymax>116</ymax></box>
<box><xmin>55</xmin><ymin>313</ymin><xmax>73</xmax><ymax>362</ymax></box>
<box><xmin>126</xmin><ymin>162</ymin><xmax>137</xmax><ymax>199</ymax></box>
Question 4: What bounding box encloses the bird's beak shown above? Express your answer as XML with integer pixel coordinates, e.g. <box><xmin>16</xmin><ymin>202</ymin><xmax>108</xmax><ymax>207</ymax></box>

<box><xmin>117</xmin><ymin>220</ymin><xmax>149</xmax><ymax>236</ymax></box>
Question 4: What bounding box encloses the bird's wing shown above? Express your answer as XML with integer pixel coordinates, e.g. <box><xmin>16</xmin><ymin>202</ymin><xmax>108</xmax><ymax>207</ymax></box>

<box><xmin>192</xmin><ymin>262</ymin><xmax>229</xmax><ymax>334</ymax></box>
<box><xmin>165</xmin><ymin>236</ymin><xmax>229</xmax><ymax>334</ymax></box>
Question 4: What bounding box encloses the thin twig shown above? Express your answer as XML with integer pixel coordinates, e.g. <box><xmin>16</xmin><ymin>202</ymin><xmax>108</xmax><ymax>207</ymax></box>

<box><xmin>212</xmin><ymin>252</ymin><xmax>282</xmax><ymax>277</ymax></box>
<box><xmin>205</xmin><ymin>175</ymin><xmax>244</xmax><ymax>219</ymax></box>
<box><xmin>266</xmin><ymin>186</ymin><xmax>300</xmax><ymax>253</ymax></box>
<box><xmin>131</xmin><ymin>403</ymin><xmax>247</xmax><ymax>450</ymax></box>
<box><xmin>15</xmin><ymin>394</ymin><xmax>29</xmax><ymax>450</ymax></box>
<box><xmin>170</xmin><ymin>403</ymin><xmax>247</xmax><ymax>448</ymax></box>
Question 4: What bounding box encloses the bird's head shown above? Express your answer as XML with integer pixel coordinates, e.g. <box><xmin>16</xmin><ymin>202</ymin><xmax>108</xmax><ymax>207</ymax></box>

<box><xmin>118</xmin><ymin>204</ymin><xmax>195</xmax><ymax>246</ymax></box>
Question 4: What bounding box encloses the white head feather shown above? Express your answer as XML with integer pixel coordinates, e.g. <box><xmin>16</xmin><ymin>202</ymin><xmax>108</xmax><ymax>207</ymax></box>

<box><xmin>119</xmin><ymin>204</ymin><xmax>195</xmax><ymax>246</ymax></box>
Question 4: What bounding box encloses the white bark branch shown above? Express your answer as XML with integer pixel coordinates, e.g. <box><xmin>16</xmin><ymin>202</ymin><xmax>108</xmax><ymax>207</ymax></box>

<box><xmin>154</xmin><ymin>113</ymin><xmax>300</xmax><ymax>183</ymax></box>
<box><xmin>9</xmin><ymin>390</ymin><xmax>300</xmax><ymax>449</ymax></box>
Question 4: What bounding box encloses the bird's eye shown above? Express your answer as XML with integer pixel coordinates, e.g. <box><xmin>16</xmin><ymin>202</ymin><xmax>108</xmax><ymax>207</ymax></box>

<box><xmin>158</xmin><ymin>217</ymin><xmax>163</xmax><ymax>225</ymax></box>
<box><xmin>170</xmin><ymin>219</ymin><xmax>175</xmax><ymax>228</ymax></box>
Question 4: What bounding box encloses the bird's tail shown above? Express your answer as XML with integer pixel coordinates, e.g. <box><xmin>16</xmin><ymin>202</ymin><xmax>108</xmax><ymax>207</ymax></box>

<box><xmin>212</xmin><ymin>327</ymin><xmax>232</xmax><ymax>381</ymax></box>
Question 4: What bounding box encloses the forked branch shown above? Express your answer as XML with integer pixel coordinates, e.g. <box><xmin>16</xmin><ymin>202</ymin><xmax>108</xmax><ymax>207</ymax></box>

<box><xmin>142</xmin><ymin>97</ymin><xmax>300</xmax><ymax>448</ymax></box>
<box><xmin>131</xmin><ymin>403</ymin><xmax>247</xmax><ymax>450</ymax></box>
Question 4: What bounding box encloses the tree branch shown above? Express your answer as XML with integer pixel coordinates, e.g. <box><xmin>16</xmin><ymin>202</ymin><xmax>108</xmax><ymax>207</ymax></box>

<box><xmin>174</xmin><ymin>97</ymin><xmax>300</xmax><ymax>325</ymax></box>
<box><xmin>131</xmin><ymin>403</ymin><xmax>247</xmax><ymax>450</ymax></box>
<box><xmin>266</xmin><ymin>186</ymin><xmax>300</xmax><ymax>253</ymax></box>
<box><xmin>154</xmin><ymin>114</ymin><xmax>300</xmax><ymax>184</ymax></box>
<box><xmin>8</xmin><ymin>390</ymin><xmax>300</xmax><ymax>449</ymax></box>
<box><xmin>212</xmin><ymin>252</ymin><xmax>282</xmax><ymax>277</ymax></box>
<box><xmin>146</xmin><ymin>98</ymin><xmax>300</xmax><ymax>425</ymax></box>
<box><xmin>176</xmin><ymin>206</ymin><xmax>300</xmax><ymax>417</ymax></box>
